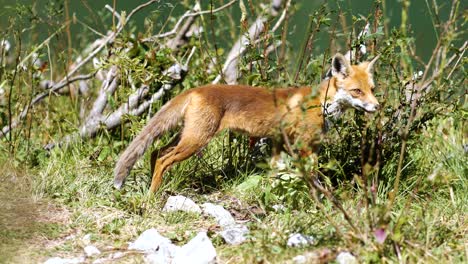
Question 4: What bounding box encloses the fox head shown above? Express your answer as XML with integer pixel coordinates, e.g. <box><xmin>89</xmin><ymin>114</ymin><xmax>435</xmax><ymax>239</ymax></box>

<box><xmin>325</xmin><ymin>53</ymin><xmax>380</xmax><ymax>115</ymax></box>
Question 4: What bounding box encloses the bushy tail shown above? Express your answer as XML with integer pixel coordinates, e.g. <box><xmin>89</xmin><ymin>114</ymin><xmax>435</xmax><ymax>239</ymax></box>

<box><xmin>113</xmin><ymin>93</ymin><xmax>190</xmax><ymax>189</ymax></box>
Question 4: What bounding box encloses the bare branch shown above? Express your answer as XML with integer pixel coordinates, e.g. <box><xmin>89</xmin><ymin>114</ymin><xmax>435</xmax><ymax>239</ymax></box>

<box><xmin>165</xmin><ymin>5</ymin><xmax>201</xmax><ymax>50</ymax></box>
<box><xmin>87</xmin><ymin>66</ymin><xmax>119</xmax><ymax>118</ymax></box>
<box><xmin>212</xmin><ymin>0</ymin><xmax>290</xmax><ymax>84</ymax></box>
<box><xmin>47</xmin><ymin>44</ymin><xmax>197</xmax><ymax>149</ymax></box>
<box><xmin>58</xmin><ymin>0</ymin><xmax>158</xmax><ymax>84</ymax></box>
<box><xmin>1</xmin><ymin>0</ymin><xmax>159</xmax><ymax>139</ymax></box>
<box><xmin>212</xmin><ymin>18</ymin><xmax>266</xmax><ymax>84</ymax></box>
<box><xmin>104</xmin><ymin>4</ymin><xmax>122</xmax><ymax>24</ymax></box>
<box><xmin>39</xmin><ymin>73</ymin><xmax>95</xmax><ymax>90</ymax></box>
<box><xmin>142</xmin><ymin>0</ymin><xmax>237</xmax><ymax>43</ymax></box>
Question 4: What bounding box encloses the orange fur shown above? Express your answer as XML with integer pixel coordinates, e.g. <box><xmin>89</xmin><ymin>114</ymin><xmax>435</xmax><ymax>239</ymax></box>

<box><xmin>114</xmin><ymin>53</ymin><xmax>380</xmax><ymax>193</ymax></box>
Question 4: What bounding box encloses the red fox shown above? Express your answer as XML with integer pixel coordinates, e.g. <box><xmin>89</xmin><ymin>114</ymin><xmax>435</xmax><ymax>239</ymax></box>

<box><xmin>114</xmin><ymin>53</ymin><xmax>380</xmax><ymax>193</ymax></box>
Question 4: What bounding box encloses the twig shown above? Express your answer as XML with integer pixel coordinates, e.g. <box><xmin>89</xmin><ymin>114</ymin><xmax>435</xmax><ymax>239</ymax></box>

<box><xmin>17</xmin><ymin>23</ymin><xmax>69</xmax><ymax>70</ymax></box>
<box><xmin>104</xmin><ymin>4</ymin><xmax>122</xmax><ymax>25</ymax></box>
<box><xmin>61</xmin><ymin>0</ymin><xmax>158</xmax><ymax>82</ymax></box>
<box><xmin>420</xmin><ymin>40</ymin><xmax>467</xmax><ymax>90</ymax></box>
<box><xmin>1</xmin><ymin>0</ymin><xmax>159</xmax><ymax>139</ymax></box>
<box><xmin>212</xmin><ymin>0</ymin><xmax>290</xmax><ymax>84</ymax></box>
<box><xmin>185</xmin><ymin>46</ymin><xmax>197</xmax><ymax>67</ymax></box>
<box><xmin>39</xmin><ymin>73</ymin><xmax>95</xmax><ymax>90</ymax></box>
<box><xmin>271</xmin><ymin>0</ymin><xmax>291</xmax><ymax>32</ymax></box>
<box><xmin>142</xmin><ymin>0</ymin><xmax>237</xmax><ymax>42</ymax></box>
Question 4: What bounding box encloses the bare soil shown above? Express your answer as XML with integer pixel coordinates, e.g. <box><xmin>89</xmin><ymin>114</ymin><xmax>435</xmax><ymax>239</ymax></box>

<box><xmin>0</xmin><ymin>165</ymin><xmax>71</xmax><ymax>263</ymax></box>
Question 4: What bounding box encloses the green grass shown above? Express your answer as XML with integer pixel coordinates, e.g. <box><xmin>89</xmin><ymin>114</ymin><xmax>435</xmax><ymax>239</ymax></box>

<box><xmin>1</xmin><ymin>113</ymin><xmax>466</xmax><ymax>263</ymax></box>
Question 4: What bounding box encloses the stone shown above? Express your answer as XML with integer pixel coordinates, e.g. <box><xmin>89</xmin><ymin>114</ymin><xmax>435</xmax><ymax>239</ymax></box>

<box><xmin>272</xmin><ymin>204</ymin><xmax>286</xmax><ymax>212</ymax></box>
<box><xmin>82</xmin><ymin>234</ymin><xmax>92</xmax><ymax>245</ymax></box>
<box><xmin>201</xmin><ymin>202</ymin><xmax>249</xmax><ymax>245</ymax></box>
<box><xmin>292</xmin><ymin>255</ymin><xmax>307</xmax><ymax>264</ymax></box>
<box><xmin>163</xmin><ymin>195</ymin><xmax>202</xmax><ymax>214</ymax></box>
<box><xmin>336</xmin><ymin>252</ymin><xmax>358</xmax><ymax>264</ymax></box>
<box><xmin>201</xmin><ymin>203</ymin><xmax>236</xmax><ymax>227</ymax></box>
<box><xmin>172</xmin><ymin>232</ymin><xmax>216</xmax><ymax>264</ymax></box>
<box><xmin>287</xmin><ymin>233</ymin><xmax>315</xmax><ymax>247</ymax></box>
<box><xmin>128</xmin><ymin>228</ymin><xmax>175</xmax><ymax>253</ymax></box>
<box><xmin>219</xmin><ymin>225</ymin><xmax>249</xmax><ymax>245</ymax></box>
<box><xmin>145</xmin><ymin>245</ymin><xmax>180</xmax><ymax>264</ymax></box>
<box><xmin>130</xmin><ymin>229</ymin><xmax>180</xmax><ymax>263</ymax></box>
<box><xmin>291</xmin><ymin>252</ymin><xmax>327</xmax><ymax>264</ymax></box>
<box><xmin>84</xmin><ymin>245</ymin><xmax>101</xmax><ymax>257</ymax></box>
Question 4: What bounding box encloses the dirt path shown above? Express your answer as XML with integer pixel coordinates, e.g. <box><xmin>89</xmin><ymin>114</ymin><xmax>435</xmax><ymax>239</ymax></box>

<box><xmin>0</xmin><ymin>165</ymin><xmax>71</xmax><ymax>263</ymax></box>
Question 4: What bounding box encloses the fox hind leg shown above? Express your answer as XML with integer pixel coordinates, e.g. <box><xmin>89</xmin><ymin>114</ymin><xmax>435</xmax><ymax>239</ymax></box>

<box><xmin>150</xmin><ymin>133</ymin><xmax>181</xmax><ymax>178</ymax></box>
<box><xmin>149</xmin><ymin>133</ymin><xmax>217</xmax><ymax>193</ymax></box>
<box><xmin>149</xmin><ymin>107</ymin><xmax>220</xmax><ymax>193</ymax></box>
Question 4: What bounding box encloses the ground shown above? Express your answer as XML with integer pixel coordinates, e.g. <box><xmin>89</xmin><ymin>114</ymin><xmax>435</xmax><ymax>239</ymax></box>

<box><xmin>0</xmin><ymin>166</ymin><xmax>71</xmax><ymax>263</ymax></box>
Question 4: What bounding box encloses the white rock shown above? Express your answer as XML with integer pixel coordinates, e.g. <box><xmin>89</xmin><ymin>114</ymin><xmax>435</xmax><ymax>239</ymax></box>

<box><xmin>292</xmin><ymin>252</ymin><xmax>324</xmax><ymax>263</ymax></box>
<box><xmin>272</xmin><ymin>204</ymin><xmax>286</xmax><ymax>212</ymax></box>
<box><xmin>163</xmin><ymin>195</ymin><xmax>202</xmax><ymax>214</ymax></box>
<box><xmin>145</xmin><ymin>245</ymin><xmax>180</xmax><ymax>264</ymax></box>
<box><xmin>201</xmin><ymin>203</ymin><xmax>236</xmax><ymax>227</ymax></box>
<box><xmin>220</xmin><ymin>225</ymin><xmax>249</xmax><ymax>245</ymax></box>
<box><xmin>201</xmin><ymin>202</ymin><xmax>249</xmax><ymax>245</ymax></box>
<box><xmin>64</xmin><ymin>234</ymin><xmax>76</xmax><ymax>241</ymax></box>
<box><xmin>82</xmin><ymin>234</ymin><xmax>92</xmax><ymax>245</ymax></box>
<box><xmin>336</xmin><ymin>252</ymin><xmax>358</xmax><ymax>264</ymax></box>
<box><xmin>131</xmin><ymin>229</ymin><xmax>180</xmax><ymax>264</ymax></box>
<box><xmin>292</xmin><ymin>255</ymin><xmax>307</xmax><ymax>264</ymax></box>
<box><xmin>128</xmin><ymin>228</ymin><xmax>176</xmax><ymax>253</ymax></box>
<box><xmin>84</xmin><ymin>245</ymin><xmax>101</xmax><ymax>257</ymax></box>
<box><xmin>43</xmin><ymin>257</ymin><xmax>85</xmax><ymax>264</ymax></box>
<box><xmin>287</xmin><ymin>233</ymin><xmax>315</xmax><ymax>247</ymax></box>
<box><xmin>172</xmin><ymin>232</ymin><xmax>216</xmax><ymax>264</ymax></box>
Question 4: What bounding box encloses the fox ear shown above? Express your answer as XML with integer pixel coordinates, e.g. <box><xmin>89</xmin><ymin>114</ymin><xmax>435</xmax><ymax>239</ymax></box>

<box><xmin>331</xmin><ymin>53</ymin><xmax>352</xmax><ymax>78</ymax></box>
<box><xmin>365</xmin><ymin>54</ymin><xmax>380</xmax><ymax>72</ymax></box>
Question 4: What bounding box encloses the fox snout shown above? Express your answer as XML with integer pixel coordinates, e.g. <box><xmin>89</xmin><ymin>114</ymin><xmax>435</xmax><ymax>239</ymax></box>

<box><xmin>359</xmin><ymin>94</ymin><xmax>380</xmax><ymax>113</ymax></box>
<box><xmin>363</xmin><ymin>95</ymin><xmax>380</xmax><ymax>113</ymax></box>
<box><xmin>363</xmin><ymin>102</ymin><xmax>379</xmax><ymax>113</ymax></box>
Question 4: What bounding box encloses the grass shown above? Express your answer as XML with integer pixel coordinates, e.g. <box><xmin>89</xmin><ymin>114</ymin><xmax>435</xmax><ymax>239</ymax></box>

<box><xmin>0</xmin><ymin>163</ymin><xmax>71</xmax><ymax>263</ymax></box>
<box><xmin>0</xmin><ymin>112</ymin><xmax>466</xmax><ymax>263</ymax></box>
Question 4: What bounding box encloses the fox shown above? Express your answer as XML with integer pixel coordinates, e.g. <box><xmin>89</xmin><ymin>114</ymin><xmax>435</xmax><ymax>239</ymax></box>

<box><xmin>114</xmin><ymin>53</ymin><xmax>380</xmax><ymax>193</ymax></box>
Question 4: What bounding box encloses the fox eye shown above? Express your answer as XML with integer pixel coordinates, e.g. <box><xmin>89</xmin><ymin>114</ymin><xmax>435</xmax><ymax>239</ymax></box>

<box><xmin>351</xmin><ymin>89</ymin><xmax>363</xmax><ymax>95</ymax></box>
